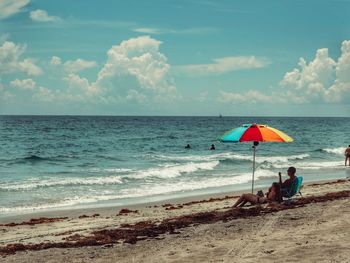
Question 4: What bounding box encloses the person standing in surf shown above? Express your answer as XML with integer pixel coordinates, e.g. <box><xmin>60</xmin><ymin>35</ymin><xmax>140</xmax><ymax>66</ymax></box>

<box><xmin>345</xmin><ymin>145</ymin><xmax>350</xmax><ymax>166</ymax></box>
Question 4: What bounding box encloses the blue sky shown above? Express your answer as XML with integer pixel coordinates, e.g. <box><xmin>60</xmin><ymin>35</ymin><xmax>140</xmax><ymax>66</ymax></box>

<box><xmin>1</xmin><ymin>0</ymin><xmax>350</xmax><ymax>116</ymax></box>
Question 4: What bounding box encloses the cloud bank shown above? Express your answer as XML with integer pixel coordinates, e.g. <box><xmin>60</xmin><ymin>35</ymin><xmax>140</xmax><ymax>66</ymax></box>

<box><xmin>220</xmin><ymin>40</ymin><xmax>350</xmax><ymax>104</ymax></box>
<box><xmin>64</xmin><ymin>59</ymin><xmax>97</xmax><ymax>73</ymax></box>
<box><xmin>96</xmin><ymin>35</ymin><xmax>176</xmax><ymax>96</ymax></box>
<box><xmin>2</xmin><ymin>35</ymin><xmax>350</xmax><ymax>114</ymax></box>
<box><xmin>0</xmin><ymin>0</ymin><xmax>30</xmax><ymax>20</ymax></box>
<box><xmin>0</xmin><ymin>41</ymin><xmax>43</xmax><ymax>76</ymax></box>
<box><xmin>29</xmin><ymin>9</ymin><xmax>61</xmax><ymax>22</ymax></box>
<box><xmin>176</xmin><ymin>56</ymin><xmax>270</xmax><ymax>75</ymax></box>
<box><xmin>1</xmin><ymin>36</ymin><xmax>177</xmax><ymax>105</ymax></box>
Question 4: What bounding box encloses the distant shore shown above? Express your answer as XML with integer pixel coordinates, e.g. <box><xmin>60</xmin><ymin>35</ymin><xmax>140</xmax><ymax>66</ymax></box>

<box><xmin>1</xmin><ymin>178</ymin><xmax>350</xmax><ymax>262</ymax></box>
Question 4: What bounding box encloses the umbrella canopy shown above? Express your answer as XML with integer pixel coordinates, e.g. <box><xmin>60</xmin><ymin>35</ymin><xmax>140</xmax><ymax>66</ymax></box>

<box><xmin>219</xmin><ymin>123</ymin><xmax>293</xmax><ymax>193</ymax></box>
<box><xmin>220</xmin><ymin>123</ymin><xmax>293</xmax><ymax>143</ymax></box>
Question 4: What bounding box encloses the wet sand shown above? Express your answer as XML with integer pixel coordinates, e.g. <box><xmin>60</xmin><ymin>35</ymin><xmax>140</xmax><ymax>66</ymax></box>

<box><xmin>1</xmin><ymin>179</ymin><xmax>350</xmax><ymax>262</ymax></box>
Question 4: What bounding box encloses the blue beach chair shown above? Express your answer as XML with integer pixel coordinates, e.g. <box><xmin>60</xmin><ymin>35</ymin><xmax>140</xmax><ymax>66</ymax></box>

<box><xmin>281</xmin><ymin>176</ymin><xmax>303</xmax><ymax>201</ymax></box>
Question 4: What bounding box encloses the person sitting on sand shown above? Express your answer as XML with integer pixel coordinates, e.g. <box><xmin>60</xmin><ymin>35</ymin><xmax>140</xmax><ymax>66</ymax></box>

<box><xmin>345</xmin><ymin>145</ymin><xmax>350</xmax><ymax>166</ymax></box>
<box><xmin>279</xmin><ymin>166</ymin><xmax>297</xmax><ymax>197</ymax></box>
<box><xmin>233</xmin><ymin>183</ymin><xmax>280</xmax><ymax>207</ymax></box>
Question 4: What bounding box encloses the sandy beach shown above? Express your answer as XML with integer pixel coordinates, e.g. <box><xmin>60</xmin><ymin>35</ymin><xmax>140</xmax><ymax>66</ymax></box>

<box><xmin>1</xmin><ymin>179</ymin><xmax>349</xmax><ymax>262</ymax></box>
<box><xmin>2</xmin><ymin>0</ymin><xmax>350</xmax><ymax>261</ymax></box>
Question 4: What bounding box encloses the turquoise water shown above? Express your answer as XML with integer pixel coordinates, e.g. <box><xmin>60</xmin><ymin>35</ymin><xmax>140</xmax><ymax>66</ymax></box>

<box><xmin>0</xmin><ymin>116</ymin><xmax>349</xmax><ymax>216</ymax></box>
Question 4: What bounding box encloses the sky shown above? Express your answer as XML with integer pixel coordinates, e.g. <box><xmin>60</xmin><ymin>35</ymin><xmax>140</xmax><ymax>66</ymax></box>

<box><xmin>0</xmin><ymin>0</ymin><xmax>350</xmax><ymax>116</ymax></box>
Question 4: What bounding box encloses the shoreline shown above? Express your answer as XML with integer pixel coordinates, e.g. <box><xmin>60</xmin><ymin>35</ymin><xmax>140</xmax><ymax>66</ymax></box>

<box><xmin>1</xmin><ymin>178</ymin><xmax>350</xmax><ymax>262</ymax></box>
<box><xmin>0</xmin><ymin>177</ymin><xmax>345</xmax><ymax>224</ymax></box>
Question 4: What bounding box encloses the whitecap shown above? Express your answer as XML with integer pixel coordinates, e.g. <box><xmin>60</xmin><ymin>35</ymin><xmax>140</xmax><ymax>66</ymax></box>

<box><xmin>126</xmin><ymin>161</ymin><xmax>220</xmax><ymax>179</ymax></box>
<box><xmin>118</xmin><ymin>169</ymin><xmax>275</xmax><ymax>198</ymax></box>
<box><xmin>0</xmin><ymin>176</ymin><xmax>123</xmax><ymax>191</ymax></box>
<box><xmin>0</xmin><ymin>194</ymin><xmax>124</xmax><ymax>214</ymax></box>
<box><xmin>88</xmin><ymin>168</ymin><xmax>133</xmax><ymax>173</ymax></box>
<box><xmin>322</xmin><ymin>147</ymin><xmax>345</xmax><ymax>155</ymax></box>
<box><xmin>297</xmin><ymin>161</ymin><xmax>344</xmax><ymax>170</ymax></box>
<box><xmin>255</xmin><ymin>154</ymin><xmax>310</xmax><ymax>164</ymax></box>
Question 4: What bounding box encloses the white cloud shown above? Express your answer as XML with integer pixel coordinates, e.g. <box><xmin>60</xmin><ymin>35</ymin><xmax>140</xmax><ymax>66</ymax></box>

<box><xmin>19</xmin><ymin>58</ymin><xmax>43</xmax><ymax>76</ymax></box>
<box><xmin>3</xmin><ymin>36</ymin><xmax>177</xmax><ymax>105</ymax></box>
<box><xmin>219</xmin><ymin>40</ymin><xmax>350</xmax><ymax>105</ymax></box>
<box><xmin>133</xmin><ymin>28</ymin><xmax>169</xmax><ymax>34</ymax></box>
<box><xmin>176</xmin><ymin>56</ymin><xmax>270</xmax><ymax>75</ymax></box>
<box><xmin>64</xmin><ymin>73</ymin><xmax>99</xmax><ymax>101</ymax></box>
<box><xmin>133</xmin><ymin>27</ymin><xmax>218</xmax><ymax>35</ymax></box>
<box><xmin>0</xmin><ymin>0</ymin><xmax>30</xmax><ymax>20</ymax></box>
<box><xmin>96</xmin><ymin>35</ymin><xmax>177</xmax><ymax>98</ymax></box>
<box><xmin>10</xmin><ymin>78</ymin><xmax>36</xmax><ymax>90</ymax></box>
<box><xmin>0</xmin><ymin>41</ymin><xmax>24</xmax><ymax>72</ymax></box>
<box><xmin>56</xmin><ymin>36</ymin><xmax>177</xmax><ymax>103</ymax></box>
<box><xmin>280</xmin><ymin>48</ymin><xmax>336</xmax><ymax>93</ymax></box>
<box><xmin>218</xmin><ymin>90</ymin><xmax>285</xmax><ymax>104</ymax></box>
<box><xmin>65</xmin><ymin>73</ymin><xmax>91</xmax><ymax>91</ymax></box>
<box><xmin>126</xmin><ymin>89</ymin><xmax>147</xmax><ymax>103</ymax></box>
<box><xmin>280</xmin><ymin>40</ymin><xmax>350</xmax><ymax>103</ymax></box>
<box><xmin>50</xmin><ymin>56</ymin><xmax>61</xmax><ymax>65</ymax></box>
<box><xmin>32</xmin><ymin>87</ymin><xmax>55</xmax><ymax>102</ymax></box>
<box><xmin>64</xmin><ymin>59</ymin><xmax>97</xmax><ymax>73</ymax></box>
<box><xmin>29</xmin><ymin>9</ymin><xmax>61</xmax><ymax>22</ymax></box>
<box><xmin>2</xmin><ymin>78</ymin><xmax>55</xmax><ymax>103</ymax></box>
<box><xmin>336</xmin><ymin>40</ymin><xmax>350</xmax><ymax>82</ymax></box>
<box><xmin>0</xmin><ymin>41</ymin><xmax>43</xmax><ymax>76</ymax></box>
<box><xmin>132</xmin><ymin>27</ymin><xmax>217</xmax><ymax>35</ymax></box>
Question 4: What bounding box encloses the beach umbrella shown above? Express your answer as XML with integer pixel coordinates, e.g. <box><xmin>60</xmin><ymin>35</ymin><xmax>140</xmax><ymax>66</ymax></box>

<box><xmin>219</xmin><ymin>123</ymin><xmax>293</xmax><ymax>193</ymax></box>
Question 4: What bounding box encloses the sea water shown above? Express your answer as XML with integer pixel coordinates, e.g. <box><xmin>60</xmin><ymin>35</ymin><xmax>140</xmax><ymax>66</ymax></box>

<box><xmin>0</xmin><ymin>116</ymin><xmax>349</xmax><ymax>216</ymax></box>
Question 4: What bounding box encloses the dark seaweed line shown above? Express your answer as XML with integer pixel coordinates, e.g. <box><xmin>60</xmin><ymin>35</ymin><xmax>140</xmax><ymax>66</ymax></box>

<box><xmin>1</xmin><ymin>190</ymin><xmax>349</xmax><ymax>256</ymax></box>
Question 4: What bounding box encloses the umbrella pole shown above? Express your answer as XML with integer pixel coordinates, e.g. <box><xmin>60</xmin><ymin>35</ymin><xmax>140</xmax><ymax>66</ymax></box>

<box><xmin>252</xmin><ymin>141</ymin><xmax>258</xmax><ymax>194</ymax></box>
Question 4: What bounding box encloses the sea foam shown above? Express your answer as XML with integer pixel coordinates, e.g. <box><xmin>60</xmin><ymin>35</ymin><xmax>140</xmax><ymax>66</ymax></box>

<box><xmin>322</xmin><ymin>147</ymin><xmax>345</xmax><ymax>155</ymax></box>
<box><xmin>127</xmin><ymin>161</ymin><xmax>219</xmax><ymax>179</ymax></box>
<box><xmin>0</xmin><ymin>176</ymin><xmax>123</xmax><ymax>191</ymax></box>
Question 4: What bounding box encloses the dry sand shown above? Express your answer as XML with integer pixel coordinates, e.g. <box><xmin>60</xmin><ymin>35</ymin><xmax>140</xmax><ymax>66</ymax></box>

<box><xmin>1</xmin><ymin>179</ymin><xmax>350</xmax><ymax>263</ymax></box>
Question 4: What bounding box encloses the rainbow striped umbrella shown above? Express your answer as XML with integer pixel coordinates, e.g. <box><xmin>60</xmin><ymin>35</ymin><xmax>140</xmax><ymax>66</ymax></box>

<box><xmin>219</xmin><ymin>123</ymin><xmax>293</xmax><ymax>193</ymax></box>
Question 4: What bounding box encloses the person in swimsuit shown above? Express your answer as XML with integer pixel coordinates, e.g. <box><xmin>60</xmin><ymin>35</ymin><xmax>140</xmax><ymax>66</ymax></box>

<box><xmin>345</xmin><ymin>145</ymin><xmax>350</xmax><ymax>166</ymax></box>
<box><xmin>233</xmin><ymin>182</ymin><xmax>280</xmax><ymax>207</ymax></box>
<box><xmin>279</xmin><ymin>167</ymin><xmax>297</xmax><ymax>198</ymax></box>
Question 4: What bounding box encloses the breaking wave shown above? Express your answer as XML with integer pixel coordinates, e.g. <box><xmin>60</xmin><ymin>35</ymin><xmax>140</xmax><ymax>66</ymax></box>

<box><xmin>0</xmin><ymin>176</ymin><xmax>123</xmax><ymax>191</ymax></box>
<box><xmin>321</xmin><ymin>147</ymin><xmax>345</xmax><ymax>155</ymax></box>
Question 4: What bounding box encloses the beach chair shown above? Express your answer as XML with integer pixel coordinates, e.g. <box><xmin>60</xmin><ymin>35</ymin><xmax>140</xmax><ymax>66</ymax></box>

<box><xmin>282</xmin><ymin>176</ymin><xmax>303</xmax><ymax>202</ymax></box>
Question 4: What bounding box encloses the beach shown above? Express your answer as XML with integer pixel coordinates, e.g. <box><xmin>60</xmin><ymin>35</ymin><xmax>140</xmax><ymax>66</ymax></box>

<box><xmin>1</xmin><ymin>179</ymin><xmax>349</xmax><ymax>262</ymax></box>
<box><xmin>2</xmin><ymin>0</ymin><xmax>350</xmax><ymax>261</ymax></box>
<box><xmin>1</xmin><ymin>116</ymin><xmax>350</xmax><ymax>262</ymax></box>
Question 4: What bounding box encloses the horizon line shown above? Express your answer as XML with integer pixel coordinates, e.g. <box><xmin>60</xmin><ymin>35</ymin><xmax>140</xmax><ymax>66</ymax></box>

<box><xmin>0</xmin><ymin>114</ymin><xmax>349</xmax><ymax>118</ymax></box>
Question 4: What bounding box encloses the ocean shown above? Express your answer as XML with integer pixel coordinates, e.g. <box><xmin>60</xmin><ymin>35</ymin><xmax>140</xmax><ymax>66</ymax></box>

<box><xmin>0</xmin><ymin>116</ymin><xmax>349</xmax><ymax>216</ymax></box>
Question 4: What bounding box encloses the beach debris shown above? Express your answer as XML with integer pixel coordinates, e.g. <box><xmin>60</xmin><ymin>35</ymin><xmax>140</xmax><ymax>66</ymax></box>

<box><xmin>0</xmin><ymin>217</ymin><xmax>68</xmax><ymax>227</ymax></box>
<box><xmin>1</xmin><ymin>190</ymin><xmax>349</xmax><ymax>256</ymax></box>
<box><xmin>160</xmin><ymin>195</ymin><xmax>239</xmax><ymax>211</ymax></box>
<box><xmin>63</xmin><ymin>234</ymin><xmax>84</xmax><ymax>242</ymax></box>
<box><xmin>117</xmin><ymin>209</ymin><xmax>139</xmax><ymax>215</ymax></box>
<box><xmin>165</xmin><ymin>205</ymin><xmax>183</xmax><ymax>210</ymax></box>
<box><xmin>181</xmin><ymin>195</ymin><xmax>239</xmax><ymax>206</ymax></box>
<box><xmin>309</xmin><ymin>179</ymin><xmax>349</xmax><ymax>187</ymax></box>
<box><xmin>78</xmin><ymin>214</ymin><xmax>100</xmax><ymax>219</ymax></box>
